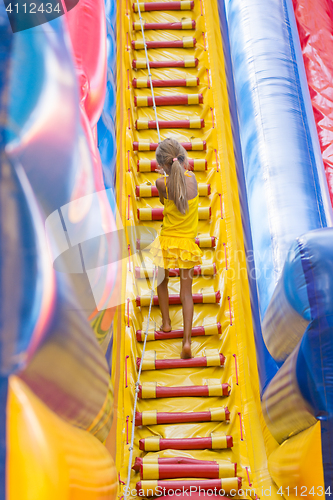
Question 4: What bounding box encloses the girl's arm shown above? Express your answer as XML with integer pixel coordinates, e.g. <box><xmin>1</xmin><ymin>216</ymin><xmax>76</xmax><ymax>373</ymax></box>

<box><xmin>156</xmin><ymin>177</ymin><xmax>165</xmax><ymax>205</ymax></box>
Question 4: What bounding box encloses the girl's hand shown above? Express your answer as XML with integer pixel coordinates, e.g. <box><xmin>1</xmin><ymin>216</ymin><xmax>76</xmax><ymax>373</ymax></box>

<box><xmin>155</xmin><ymin>164</ymin><xmax>165</xmax><ymax>175</ymax></box>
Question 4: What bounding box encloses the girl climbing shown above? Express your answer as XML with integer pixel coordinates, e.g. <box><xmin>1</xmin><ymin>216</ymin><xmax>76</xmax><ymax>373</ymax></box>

<box><xmin>150</xmin><ymin>138</ymin><xmax>203</xmax><ymax>359</ymax></box>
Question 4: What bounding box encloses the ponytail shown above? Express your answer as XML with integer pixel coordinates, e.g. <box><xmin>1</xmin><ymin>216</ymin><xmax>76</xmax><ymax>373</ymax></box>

<box><xmin>156</xmin><ymin>138</ymin><xmax>190</xmax><ymax>214</ymax></box>
<box><xmin>168</xmin><ymin>159</ymin><xmax>188</xmax><ymax>214</ymax></box>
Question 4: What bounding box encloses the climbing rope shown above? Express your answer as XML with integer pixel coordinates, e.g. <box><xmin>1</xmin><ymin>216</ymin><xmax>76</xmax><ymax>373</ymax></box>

<box><xmin>124</xmin><ymin>266</ymin><xmax>157</xmax><ymax>500</ymax></box>
<box><xmin>123</xmin><ymin>4</ymin><xmax>164</xmax><ymax>497</ymax></box>
<box><xmin>135</xmin><ymin>0</ymin><xmax>161</xmax><ymax>143</ymax></box>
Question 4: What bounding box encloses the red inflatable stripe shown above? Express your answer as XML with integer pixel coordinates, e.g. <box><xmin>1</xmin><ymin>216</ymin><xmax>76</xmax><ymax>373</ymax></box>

<box><xmin>133</xmin><ymin>1</ymin><xmax>195</xmax><ymax>11</ymax></box>
<box><xmin>132</xmin><ymin>39</ymin><xmax>196</xmax><ymax>49</ymax></box>
<box><xmin>132</xmin><ymin>58</ymin><xmax>199</xmax><ymax>69</ymax></box>
<box><xmin>136</xmin><ymin>352</ymin><xmax>225</xmax><ymax>370</ymax></box>
<box><xmin>138</xmin><ymin>383</ymin><xmax>230</xmax><ymax>398</ymax></box>
<box><xmin>137</xmin><ymin>157</ymin><xmax>206</xmax><ymax>171</ymax></box>
<box><xmin>134</xmin><ymin>94</ymin><xmax>203</xmax><ymax>107</ymax></box>
<box><xmin>135</xmin><ymin>408</ymin><xmax>229</xmax><ymax>426</ymax></box>
<box><xmin>135</xmin><ymin>290</ymin><xmax>221</xmax><ymax>306</ymax></box>
<box><xmin>292</xmin><ymin>0</ymin><xmax>333</xmax><ymax>206</ymax></box>
<box><xmin>132</xmin><ymin>456</ymin><xmax>232</xmax><ymax>472</ymax></box>
<box><xmin>139</xmin><ymin>436</ymin><xmax>233</xmax><ymax>451</ymax></box>
<box><xmin>133</xmin><ymin>21</ymin><xmax>196</xmax><ymax>30</ymax></box>
<box><xmin>132</xmin><ymin>78</ymin><xmax>199</xmax><ymax>88</ymax></box>
<box><xmin>134</xmin><ymin>263</ymin><xmax>216</xmax><ymax>279</ymax></box>
<box><xmin>136</xmin><ymin>478</ymin><xmax>241</xmax><ymax>496</ymax></box>
<box><xmin>139</xmin><ymin>463</ymin><xmax>234</xmax><ymax>479</ymax></box>
<box><xmin>136</xmin><ymin>321</ymin><xmax>221</xmax><ymax>341</ymax></box>
<box><xmin>135</xmin><ymin>234</ymin><xmax>212</xmax><ymax>249</ymax></box>
<box><xmin>137</xmin><ymin>207</ymin><xmax>211</xmax><ymax>220</ymax></box>
<box><xmin>135</xmin><ymin>119</ymin><xmax>205</xmax><ymax>129</ymax></box>
<box><xmin>195</xmin><ymin>236</ymin><xmax>216</xmax><ymax>246</ymax></box>
<box><xmin>133</xmin><ymin>141</ymin><xmax>206</xmax><ymax>151</ymax></box>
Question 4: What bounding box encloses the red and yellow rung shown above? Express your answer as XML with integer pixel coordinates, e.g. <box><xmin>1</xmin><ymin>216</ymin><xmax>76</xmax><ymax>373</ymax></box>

<box><xmin>135</xmin><ymin>407</ymin><xmax>230</xmax><ymax>427</ymax></box>
<box><xmin>138</xmin><ymin>382</ymin><xmax>230</xmax><ymax>399</ymax></box>
<box><xmin>136</xmin><ymin>289</ymin><xmax>220</xmax><ymax>307</ymax></box>
<box><xmin>195</xmin><ymin>235</ymin><xmax>216</xmax><ymax>247</ymax></box>
<box><xmin>134</xmin><ymin>93</ymin><xmax>203</xmax><ymax>107</ymax></box>
<box><xmin>136</xmin><ymin>478</ymin><xmax>241</xmax><ymax>497</ymax></box>
<box><xmin>132</xmin><ymin>77</ymin><xmax>199</xmax><ymax>88</ymax></box>
<box><xmin>135</xmin><ymin>118</ymin><xmax>204</xmax><ymax>130</ymax></box>
<box><xmin>137</xmin><ymin>206</ymin><xmax>211</xmax><ymax>220</ymax></box>
<box><xmin>138</xmin><ymin>434</ymin><xmax>233</xmax><ymax>451</ymax></box>
<box><xmin>133</xmin><ymin>19</ymin><xmax>196</xmax><ymax>30</ymax></box>
<box><xmin>136</xmin><ymin>321</ymin><xmax>220</xmax><ymax>341</ymax></box>
<box><xmin>135</xmin><ymin>262</ymin><xmax>216</xmax><ymax>279</ymax></box>
<box><xmin>136</xmin><ymin>350</ymin><xmax>225</xmax><ymax>370</ymax></box>
<box><xmin>139</xmin><ymin>459</ymin><xmax>235</xmax><ymax>479</ymax></box>
<box><xmin>133</xmin><ymin>1</ymin><xmax>194</xmax><ymax>12</ymax></box>
<box><xmin>137</xmin><ymin>157</ymin><xmax>206</xmax><ymax>171</ymax></box>
<box><xmin>132</xmin><ymin>56</ymin><xmax>198</xmax><ymax>69</ymax></box>
<box><xmin>135</xmin><ymin>233</ymin><xmax>215</xmax><ymax>249</ymax></box>
<box><xmin>132</xmin><ymin>37</ymin><xmax>196</xmax><ymax>49</ymax></box>
<box><xmin>132</xmin><ymin>456</ymin><xmax>236</xmax><ymax>472</ymax></box>
<box><xmin>133</xmin><ymin>139</ymin><xmax>206</xmax><ymax>151</ymax></box>
<box><xmin>135</xmin><ymin>182</ymin><xmax>210</xmax><ymax>197</ymax></box>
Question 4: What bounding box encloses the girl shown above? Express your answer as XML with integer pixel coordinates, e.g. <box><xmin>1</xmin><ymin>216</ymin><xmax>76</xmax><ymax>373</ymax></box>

<box><xmin>150</xmin><ymin>138</ymin><xmax>203</xmax><ymax>359</ymax></box>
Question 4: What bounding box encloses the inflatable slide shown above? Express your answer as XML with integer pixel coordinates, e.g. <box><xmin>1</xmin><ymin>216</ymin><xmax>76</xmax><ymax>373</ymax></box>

<box><xmin>1</xmin><ymin>0</ymin><xmax>333</xmax><ymax>498</ymax></box>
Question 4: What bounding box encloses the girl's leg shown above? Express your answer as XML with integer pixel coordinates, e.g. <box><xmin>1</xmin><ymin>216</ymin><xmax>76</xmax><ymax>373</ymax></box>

<box><xmin>180</xmin><ymin>268</ymin><xmax>194</xmax><ymax>359</ymax></box>
<box><xmin>157</xmin><ymin>267</ymin><xmax>171</xmax><ymax>332</ymax></box>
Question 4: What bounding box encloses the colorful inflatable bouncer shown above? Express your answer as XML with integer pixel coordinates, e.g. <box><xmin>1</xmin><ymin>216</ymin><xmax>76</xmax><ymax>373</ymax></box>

<box><xmin>0</xmin><ymin>0</ymin><xmax>332</xmax><ymax>498</ymax></box>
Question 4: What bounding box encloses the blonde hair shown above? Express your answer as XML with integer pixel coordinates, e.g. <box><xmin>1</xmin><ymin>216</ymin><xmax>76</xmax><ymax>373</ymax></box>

<box><xmin>156</xmin><ymin>138</ymin><xmax>189</xmax><ymax>214</ymax></box>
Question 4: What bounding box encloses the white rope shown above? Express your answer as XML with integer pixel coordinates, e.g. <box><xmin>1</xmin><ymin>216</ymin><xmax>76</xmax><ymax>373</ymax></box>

<box><xmin>123</xmin><ymin>5</ymin><xmax>165</xmax><ymax>497</ymax></box>
<box><xmin>124</xmin><ymin>266</ymin><xmax>157</xmax><ymax>500</ymax></box>
<box><xmin>136</xmin><ymin>0</ymin><xmax>161</xmax><ymax>143</ymax></box>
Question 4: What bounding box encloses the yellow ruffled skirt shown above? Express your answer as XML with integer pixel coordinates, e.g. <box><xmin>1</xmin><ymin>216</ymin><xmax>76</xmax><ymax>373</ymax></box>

<box><xmin>149</xmin><ymin>235</ymin><xmax>203</xmax><ymax>269</ymax></box>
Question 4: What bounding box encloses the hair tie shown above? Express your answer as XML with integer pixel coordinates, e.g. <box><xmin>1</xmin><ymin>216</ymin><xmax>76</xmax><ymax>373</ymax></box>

<box><xmin>173</xmin><ymin>157</ymin><xmax>178</xmax><ymax>162</ymax></box>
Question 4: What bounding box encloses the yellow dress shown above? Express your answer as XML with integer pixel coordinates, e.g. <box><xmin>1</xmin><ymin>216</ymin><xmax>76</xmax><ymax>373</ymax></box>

<box><xmin>149</xmin><ymin>175</ymin><xmax>203</xmax><ymax>269</ymax></box>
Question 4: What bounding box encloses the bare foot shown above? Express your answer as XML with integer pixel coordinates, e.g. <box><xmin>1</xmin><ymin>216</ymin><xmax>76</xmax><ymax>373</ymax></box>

<box><xmin>181</xmin><ymin>342</ymin><xmax>192</xmax><ymax>359</ymax></box>
<box><xmin>159</xmin><ymin>320</ymin><xmax>172</xmax><ymax>333</ymax></box>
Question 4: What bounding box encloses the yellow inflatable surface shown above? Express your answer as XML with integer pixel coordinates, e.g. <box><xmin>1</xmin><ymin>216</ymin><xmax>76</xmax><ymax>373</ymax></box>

<box><xmin>7</xmin><ymin>376</ymin><xmax>118</xmax><ymax>500</ymax></box>
<box><xmin>111</xmin><ymin>0</ymin><xmax>283</xmax><ymax>498</ymax></box>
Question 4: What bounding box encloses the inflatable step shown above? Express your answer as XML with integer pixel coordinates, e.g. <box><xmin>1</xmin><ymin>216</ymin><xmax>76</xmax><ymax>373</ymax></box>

<box><xmin>136</xmin><ymin>478</ymin><xmax>241</xmax><ymax>497</ymax></box>
<box><xmin>135</xmin><ymin>182</ymin><xmax>210</xmax><ymax>197</ymax></box>
<box><xmin>134</xmin><ymin>262</ymin><xmax>216</xmax><ymax>279</ymax></box>
<box><xmin>136</xmin><ymin>234</ymin><xmax>216</xmax><ymax>249</ymax></box>
<box><xmin>133</xmin><ymin>1</ymin><xmax>194</xmax><ymax>12</ymax></box>
<box><xmin>133</xmin><ymin>139</ymin><xmax>206</xmax><ymax>151</ymax></box>
<box><xmin>135</xmin><ymin>93</ymin><xmax>203</xmax><ymax>107</ymax></box>
<box><xmin>135</xmin><ymin>407</ymin><xmax>230</xmax><ymax>426</ymax></box>
<box><xmin>136</xmin><ymin>321</ymin><xmax>220</xmax><ymax>341</ymax></box>
<box><xmin>132</xmin><ymin>77</ymin><xmax>199</xmax><ymax>88</ymax></box>
<box><xmin>137</xmin><ymin>157</ymin><xmax>206</xmax><ymax>171</ymax></box>
<box><xmin>137</xmin><ymin>206</ymin><xmax>211</xmax><ymax>220</ymax></box>
<box><xmin>139</xmin><ymin>435</ymin><xmax>233</xmax><ymax>451</ymax></box>
<box><xmin>133</xmin><ymin>19</ymin><xmax>196</xmax><ymax>30</ymax></box>
<box><xmin>133</xmin><ymin>57</ymin><xmax>198</xmax><ymax>69</ymax></box>
<box><xmin>135</xmin><ymin>118</ymin><xmax>204</xmax><ymax>130</ymax></box>
<box><xmin>138</xmin><ymin>382</ymin><xmax>230</xmax><ymax>398</ymax></box>
<box><xmin>139</xmin><ymin>460</ymin><xmax>235</xmax><ymax>479</ymax></box>
<box><xmin>133</xmin><ymin>456</ymin><xmax>236</xmax><ymax>472</ymax></box>
<box><xmin>135</xmin><ymin>289</ymin><xmax>220</xmax><ymax>306</ymax></box>
<box><xmin>136</xmin><ymin>350</ymin><xmax>225</xmax><ymax>370</ymax></box>
<box><xmin>132</xmin><ymin>37</ymin><xmax>196</xmax><ymax>49</ymax></box>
